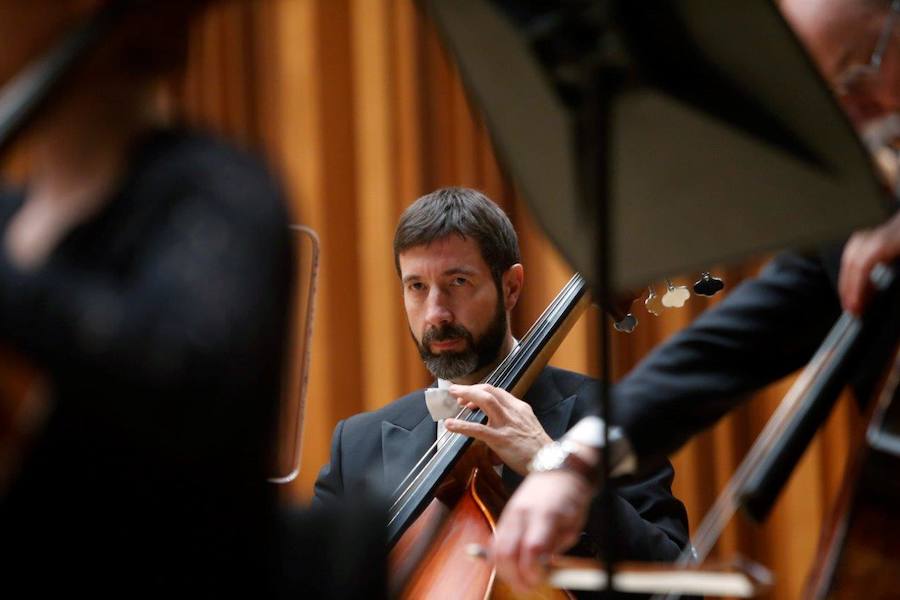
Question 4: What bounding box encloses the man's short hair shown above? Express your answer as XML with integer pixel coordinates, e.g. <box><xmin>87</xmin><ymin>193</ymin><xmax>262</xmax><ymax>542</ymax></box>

<box><xmin>393</xmin><ymin>187</ymin><xmax>521</xmax><ymax>282</ymax></box>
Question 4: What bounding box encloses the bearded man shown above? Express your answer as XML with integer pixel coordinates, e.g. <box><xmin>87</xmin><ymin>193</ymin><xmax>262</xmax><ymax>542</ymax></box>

<box><xmin>313</xmin><ymin>187</ymin><xmax>691</xmax><ymax>566</ymax></box>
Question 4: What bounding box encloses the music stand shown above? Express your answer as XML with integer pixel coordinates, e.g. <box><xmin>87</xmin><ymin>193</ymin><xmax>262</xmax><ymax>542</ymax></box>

<box><xmin>418</xmin><ymin>0</ymin><xmax>893</xmax><ymax>595</ymax></box>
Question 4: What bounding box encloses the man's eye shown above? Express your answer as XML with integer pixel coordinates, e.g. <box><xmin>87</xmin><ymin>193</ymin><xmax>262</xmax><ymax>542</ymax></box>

<box><xmin>451</xmin><ymin>277</ymin><xmax>468</xmax><ymax>286</ymax></box>
<box><xmin>407</xmin><ymin>282</ymin><xmax>425</xmax><ymax>292</ymax></box>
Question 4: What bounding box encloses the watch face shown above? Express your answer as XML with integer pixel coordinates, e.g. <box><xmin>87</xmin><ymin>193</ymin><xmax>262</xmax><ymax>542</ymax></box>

<box><xmin>535</xmin><ymin>444</ymin><xmax>567</xmax><ymax>471</ymax></box>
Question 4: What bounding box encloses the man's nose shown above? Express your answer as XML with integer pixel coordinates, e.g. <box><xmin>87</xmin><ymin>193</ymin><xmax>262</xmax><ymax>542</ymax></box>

<box><xmin>424</xmin><ymin>287</ymin><xmax>453</xmax><ymax>326</ymax></box>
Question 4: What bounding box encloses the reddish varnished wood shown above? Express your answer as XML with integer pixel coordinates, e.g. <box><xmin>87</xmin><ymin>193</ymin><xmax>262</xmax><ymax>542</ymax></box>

<box><xmin>393</xmin><ymin>446</ymin><xmax>573</xmax><ymax>600</ymax></box>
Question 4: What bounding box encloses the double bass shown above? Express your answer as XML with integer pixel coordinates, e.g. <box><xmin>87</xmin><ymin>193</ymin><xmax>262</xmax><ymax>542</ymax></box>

<box><xmin>388</xmin><ymin>274</ymin><xmax>590</xmax><ymax>599</ymax></box>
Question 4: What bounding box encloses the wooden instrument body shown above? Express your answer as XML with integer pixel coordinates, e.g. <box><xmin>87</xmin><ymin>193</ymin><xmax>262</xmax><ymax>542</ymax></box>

<box><xmin>392</xmin><ymin>442</ymin><xmax>574</xmax><ymax>600</ymax></box>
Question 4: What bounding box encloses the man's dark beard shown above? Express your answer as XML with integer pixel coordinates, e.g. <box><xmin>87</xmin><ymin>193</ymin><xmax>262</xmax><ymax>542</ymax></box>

<box><xmin>413</xmin><ymin>298</ymin><xmax>508</xmax><ymax>381</ymax></box>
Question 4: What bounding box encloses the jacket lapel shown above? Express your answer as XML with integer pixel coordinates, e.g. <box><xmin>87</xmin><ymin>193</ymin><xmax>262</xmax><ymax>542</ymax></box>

<box><xmin>525</xmin><ymin>368</ymin><xmax>577</xmax><ymax>439</ymax></box>
<box><xmin>381</xmin><ymin>406</ymin><xmax>437</xmax><ymax>494</ymax></box>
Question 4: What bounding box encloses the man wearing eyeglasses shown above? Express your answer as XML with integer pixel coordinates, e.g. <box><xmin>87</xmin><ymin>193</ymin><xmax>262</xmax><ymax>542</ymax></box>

<box><xmin>806</xmin><ymin>0</ymin><xmax>900</xmax><ymax>306</ymax></box>
<box><xmin>484</xmin><ymin>0</ymin><xmax>900</xmax><ymax>592</ymax></box>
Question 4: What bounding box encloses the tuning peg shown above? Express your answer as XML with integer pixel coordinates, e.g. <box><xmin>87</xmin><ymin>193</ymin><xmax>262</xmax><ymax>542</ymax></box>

<box><xmin>645</xmin><ymin>286</ymin><xmax>665</xmax><ymax>316</ymax></box>
<box><xmin>613</xmin><ymin>313</ymin><xmax>638</xmax><ymax>333</ymax></box>
<box><xmin>662</xmin><ymin>279</ymin><xmax>690</xmax><ymax>308</ymax></box>
<box><xmin>693</xmin><ymin>272</ymin><xmax>725</xmax><ymax>296</ymax></box>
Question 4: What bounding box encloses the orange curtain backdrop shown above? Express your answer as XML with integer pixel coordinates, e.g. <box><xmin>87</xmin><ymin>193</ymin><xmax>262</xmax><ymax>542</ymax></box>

<box><xmin>88</xmin><ymin>1</ymin><xmax>866</xmax><ymax>598</ymax></box>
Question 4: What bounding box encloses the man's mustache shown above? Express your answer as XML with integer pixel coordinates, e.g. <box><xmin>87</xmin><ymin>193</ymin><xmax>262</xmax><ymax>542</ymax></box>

<box><xmin>422</xmin><ymin>324</ymin><xmax>472</xmax><ymax>346</ymax></box>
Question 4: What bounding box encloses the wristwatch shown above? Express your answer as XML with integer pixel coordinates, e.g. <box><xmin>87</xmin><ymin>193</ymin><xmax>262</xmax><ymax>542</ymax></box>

<box><xmin>528</xmin><ymin>440</ymin><xmax>601</xmax><ymax>487</ymax></box>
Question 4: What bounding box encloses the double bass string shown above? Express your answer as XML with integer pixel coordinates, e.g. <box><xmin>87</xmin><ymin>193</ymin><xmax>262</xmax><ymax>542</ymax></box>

<box><xmin>388</xmin><ymin>404</ymin><xmax>472</xmax><ymax>516</ymax></box>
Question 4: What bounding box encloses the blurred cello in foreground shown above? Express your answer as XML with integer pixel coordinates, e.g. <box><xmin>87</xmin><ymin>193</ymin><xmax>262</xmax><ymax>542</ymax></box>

<box><xmin>803</xmin><ymin>340</ymin><xmax>900</xmax><ymax>598</ymax></box>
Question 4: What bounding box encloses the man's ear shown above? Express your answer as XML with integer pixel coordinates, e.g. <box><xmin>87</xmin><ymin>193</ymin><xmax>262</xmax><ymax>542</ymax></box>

<box><xmin>502</xmin><ymin>264</ymin><xmax>524</xmax><ymax>311</ymax></box>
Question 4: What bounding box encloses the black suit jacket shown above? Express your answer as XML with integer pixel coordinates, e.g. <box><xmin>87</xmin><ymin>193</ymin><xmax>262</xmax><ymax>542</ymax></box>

<box><xmin>314</xmin><ymin>365</ymin><xmax>689</xmax><ymax>562</ymax></box>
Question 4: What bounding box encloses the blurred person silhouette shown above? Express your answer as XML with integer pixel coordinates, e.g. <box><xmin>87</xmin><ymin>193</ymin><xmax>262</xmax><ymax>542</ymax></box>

<box><xmin>0</xmin><ymin>2</ymin><xmax>385</xmax><ymax>596</ymax></box>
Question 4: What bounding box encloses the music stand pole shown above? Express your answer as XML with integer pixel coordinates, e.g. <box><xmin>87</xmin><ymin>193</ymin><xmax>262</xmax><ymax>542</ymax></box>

<box><xmin>579</xmin><ymin>38</ymin><xmax>628</xmax><ymax>598</ymax></box>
